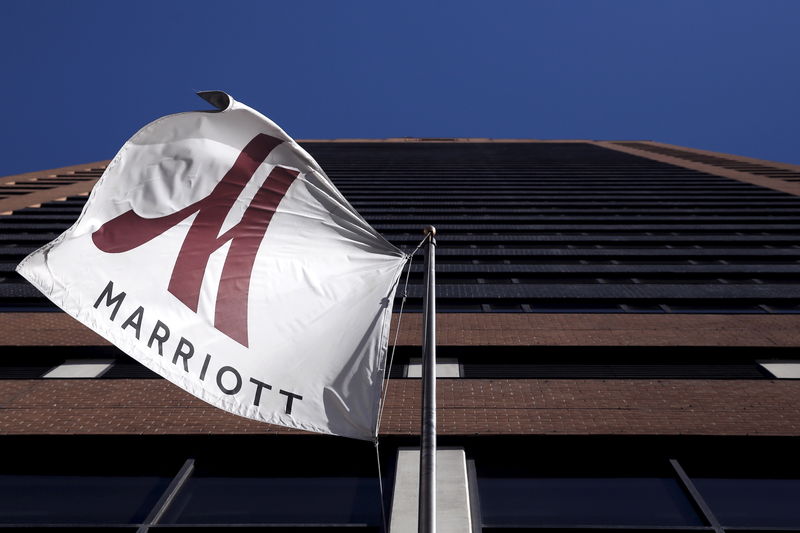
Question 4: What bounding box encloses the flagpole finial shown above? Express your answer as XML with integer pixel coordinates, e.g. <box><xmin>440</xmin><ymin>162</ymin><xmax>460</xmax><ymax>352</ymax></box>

<box><xmin>196</xmin><ymin>91</ymin><xmax>232</xmax><ymax>111</ymax></box>
<box><xmin>423</xmin><ymin>225</ymin><xmax>437</xmax><ymax>236</ymax></box>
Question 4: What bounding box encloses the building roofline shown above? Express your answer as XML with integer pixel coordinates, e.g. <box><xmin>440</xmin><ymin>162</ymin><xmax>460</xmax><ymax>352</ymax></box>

<box><xmin>0</xmin><ymin>160</ymin><xmax>112</xmax><ymax>186</ymax></box>
<box><xmin>2</xmin><ymin>140</ymin><xmax>799</xmax><ymax>214</ymax></box>
<box><xmin>597</xmin><ymin>141</ymin><xmax>800</xmax><ymax>197</ymax></box>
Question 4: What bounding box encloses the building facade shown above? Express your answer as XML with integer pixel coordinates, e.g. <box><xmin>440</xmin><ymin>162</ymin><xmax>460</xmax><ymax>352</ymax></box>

<box><xmin>1</xmin><ymin>140</ymin><xmax>800</xmax><ymax>531</ymax></box>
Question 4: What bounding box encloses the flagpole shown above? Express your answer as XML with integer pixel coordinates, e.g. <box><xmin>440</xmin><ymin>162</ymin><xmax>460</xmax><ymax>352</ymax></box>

<box><xmin>419</xmin><ymin>225</ymin><xmax>437</xmax><ymax>533</ymax></box>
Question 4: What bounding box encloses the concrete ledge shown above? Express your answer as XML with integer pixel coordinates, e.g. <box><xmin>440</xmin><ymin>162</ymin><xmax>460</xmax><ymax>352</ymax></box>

<box><xmin>390</xmin><ymin>447</ymin><xmax>472</xmax><ymax>533</ymax></box>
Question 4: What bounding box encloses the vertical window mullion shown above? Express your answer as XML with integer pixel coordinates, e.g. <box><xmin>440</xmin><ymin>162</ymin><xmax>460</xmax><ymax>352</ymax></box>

<box><xmin>137</xmin><ymin>458</ymin><xmax>195</xmax><ymax>532</ymax></box>
<box><xmin>465</xmin><ymin>458</ymin><xmax>483</xmax><ymax>533</ymax></box>
<box><xmin>670</xmin><ymin>458</ymin><xmax>724</xmax><ymax>533</ymax></box>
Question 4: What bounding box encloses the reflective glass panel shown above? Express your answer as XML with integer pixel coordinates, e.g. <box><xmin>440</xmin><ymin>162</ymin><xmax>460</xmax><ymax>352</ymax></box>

<box><xmin>694</xmin><ymin>478</ymin><xmax>800</xmax><ymax>527</ymax></box>
<box><xmin>162</xmin><ymin>476</ymin><xmax>380</xmax><ymax>525</ymax></box>
<box><xmin>478</xmin><ymin>477</ymin><xmax>703</xmax><ymax>527</ymax></box>
<box><xmin>0</xmin><ymin>474</ymin><xmax>169</xmax><ymax>524</ymax></box>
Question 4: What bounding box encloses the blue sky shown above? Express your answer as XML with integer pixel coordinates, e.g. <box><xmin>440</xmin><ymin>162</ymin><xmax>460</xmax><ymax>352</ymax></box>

<box><xmin>2</xmin><ymin>0</ymin><xmax>799</xmax><ymax>175</ymax></box>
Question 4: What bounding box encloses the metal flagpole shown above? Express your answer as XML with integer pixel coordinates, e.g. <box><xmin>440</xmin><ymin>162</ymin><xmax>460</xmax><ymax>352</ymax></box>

<box><xmin>419</xmin><ymin>225</ymin><xmax>437</xmax><ymax>533</ymax></box>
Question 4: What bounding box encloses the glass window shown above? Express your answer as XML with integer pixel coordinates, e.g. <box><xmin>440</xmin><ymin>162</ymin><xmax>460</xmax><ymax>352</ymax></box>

<box><xmin>694</xmin><ymin>477</ymin><xmax>800</xmax><ymax>527</ymax></box>
<box><xmin>758</xmin><ymin>360</ymin><xmax>800</xmax><ymax>378</ymax></box>
<box><xmin>478</xmin><ymin>476</ymin><xmax>703</xmax><ymax>527</ymax></box>
<box><xmin>161</xmin><ymin>476</ymin><xmax>381</xmax><ymax>526</ymax></box>
<box><xmin>42</xmin><ymin>359</ymin><xmax>114</xmax><ymax>378</ymax></box>
<box><xmin>0</xmin><ymin>474</ymin><xmax>169</xmax><ymax>524</ymax></box>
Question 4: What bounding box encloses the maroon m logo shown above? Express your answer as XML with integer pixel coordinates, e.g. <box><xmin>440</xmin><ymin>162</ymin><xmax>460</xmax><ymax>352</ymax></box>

<box><xmin>92</xmin><ymin>134</ymin><xmax>299</xmax><ymax>347</ymax></box>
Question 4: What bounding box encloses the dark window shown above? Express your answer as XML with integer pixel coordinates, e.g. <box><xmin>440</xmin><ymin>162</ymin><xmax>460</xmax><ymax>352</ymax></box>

<box><xmin>160</xmin><ymin>476</ymin><xmax>381</xmax><ymax>526</ymax></box>
<box><xmin>477</xmin><ymin>476</ymin><xmax>703</xmax><ymax>527</ymax></box>
<box><xmin>0</xmin><ymin>474</ymin><xmax>169</xmax><ymax>524</ymax></box>
<box><xmin>694</xmin><ymin>477</ymin><xmax>800</xmax><ymax>527</ymax></box>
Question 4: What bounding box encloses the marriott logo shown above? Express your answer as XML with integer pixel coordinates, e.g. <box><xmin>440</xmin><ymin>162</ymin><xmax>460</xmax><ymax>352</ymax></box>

<box><xmin>92</xmin><ymin>134</ymin><xmax>299</xmax><ymax>347</ymax></box>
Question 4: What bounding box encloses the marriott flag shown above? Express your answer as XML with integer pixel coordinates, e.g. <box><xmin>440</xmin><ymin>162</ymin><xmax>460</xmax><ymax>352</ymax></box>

<box><xmin>17</xmin><ymin>91</ymin><xmax>407</xmax><ymax>440</ymax></box>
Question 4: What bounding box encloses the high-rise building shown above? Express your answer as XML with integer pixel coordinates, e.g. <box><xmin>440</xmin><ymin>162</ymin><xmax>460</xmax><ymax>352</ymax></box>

<box><xmin>1</xmin><ymin>140</ymin><xmax>799</xmax><ymax>532</ymax></box>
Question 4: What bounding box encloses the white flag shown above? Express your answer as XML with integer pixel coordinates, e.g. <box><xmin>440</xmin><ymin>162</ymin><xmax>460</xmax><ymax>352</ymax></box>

<box><xmin>17</xmin><ymin>91</ymin><xmax>407</xmax><ymax>440</ymax></box>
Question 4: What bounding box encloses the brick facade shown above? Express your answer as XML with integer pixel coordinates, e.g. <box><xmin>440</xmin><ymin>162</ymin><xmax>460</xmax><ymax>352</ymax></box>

<box><xmin>2</xmin><ymin>378</ymin><xmax>798</xmax><ymax>436</ymax></box>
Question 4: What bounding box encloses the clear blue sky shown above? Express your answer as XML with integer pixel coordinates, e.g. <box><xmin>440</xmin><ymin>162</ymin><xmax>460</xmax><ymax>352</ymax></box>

<box><xmin>2</xmin><ymin>0</ymin><xmax>799</xmax><ymax>176</ymax></box>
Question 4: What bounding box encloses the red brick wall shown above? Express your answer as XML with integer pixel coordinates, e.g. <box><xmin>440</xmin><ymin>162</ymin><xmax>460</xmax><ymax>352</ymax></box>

<box><xmin>2</xmin><ymin>378</ymin><xmax>798</xmax><ymax>437</ymax></box>
<box><xmin>4</xmin><ymin>312</ymin><xmax>800</xmax><ymax>347</ymax></box>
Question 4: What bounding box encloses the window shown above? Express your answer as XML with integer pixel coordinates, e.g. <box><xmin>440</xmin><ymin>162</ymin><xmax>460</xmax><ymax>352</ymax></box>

<box><xmin>160</xmin><ymin>476</ymin><xmax>381</xmax><ymax>526</ymax></box>
<box><xmin>0</xmin><ymin>436</ymin><xmax>389</xmax><ymax>530</ymax></box>
<box><xmin>477</xmin><ymin>475</ymin><xmax>702</xmax><ymax>527</ymax></box>
<box><xmin>758</xmin><ymin>360</ymin><xmax>800</xmax><ymax>378</ymax></box>
<box><xmin>0</xmin><ymin>474</ymin><xmax>169</xmax><ymax>524</ymax></box>
<box><xmin>694</xmin><ymin>477</ymin><xmax>800</xmax><ymax>527</ymax></box>
<box><xmin>43</xmin><ymin>359</ymin><xmax>114</xmax><ymax>378</ymax></box>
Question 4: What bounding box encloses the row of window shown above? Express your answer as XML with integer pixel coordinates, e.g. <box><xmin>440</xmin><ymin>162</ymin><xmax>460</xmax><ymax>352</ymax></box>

<box><xmin>477</xmin><ymin>472</ymin><xmax>800</xmax><ymax>529</ymax></box>
<box><xmin>1</xmin><ymin>440</ymin><xmax>799</xmax><ymax>530</ymax></box>
<box><xmin>6</xmin><ymin>300</ymin><xmax>800</xmax><ymax>314</ymax></box>
<box><xmin>2</xmin><ymin>357</ymin><xmax>799</xmax><ymax>380</ymax></box>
